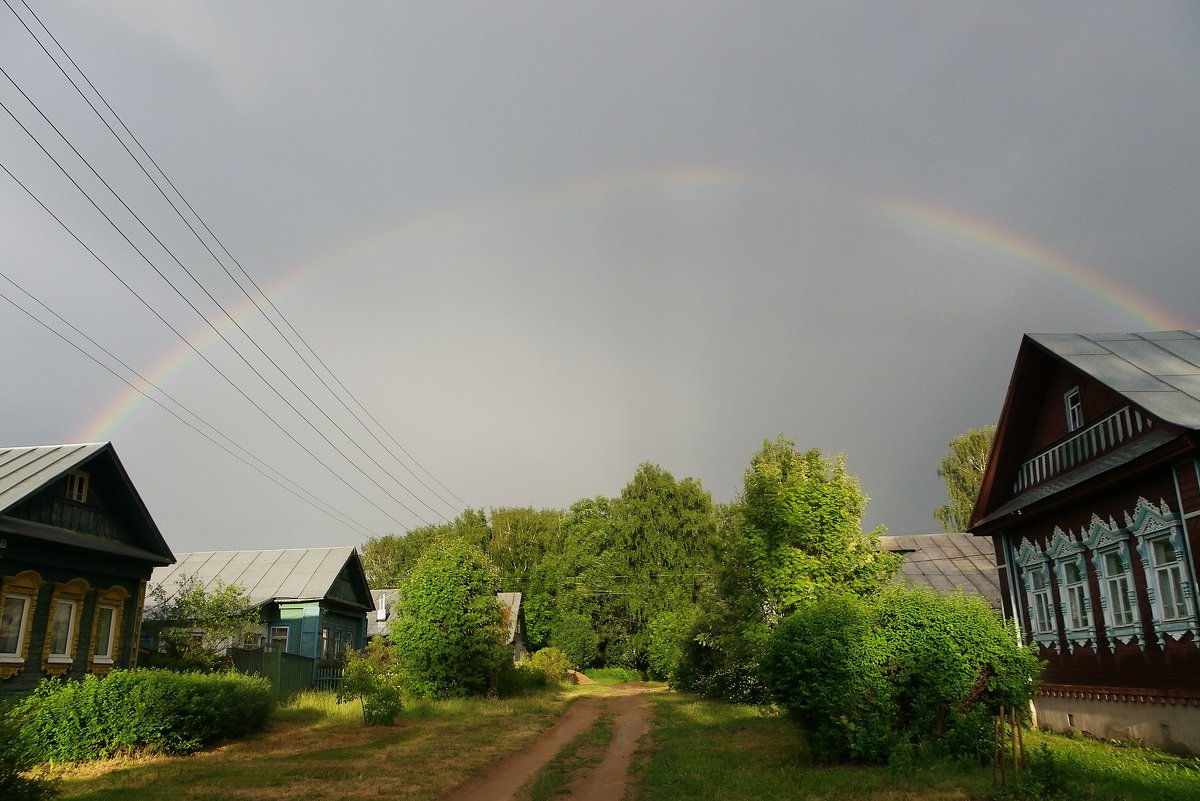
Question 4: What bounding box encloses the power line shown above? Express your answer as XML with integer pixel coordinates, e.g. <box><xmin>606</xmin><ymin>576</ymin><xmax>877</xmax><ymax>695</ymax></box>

<box><xmin>5</xmin><ymin>0</ymin><xmax>468</xmax><ymax>515</ymax></box>
<box><xmin>0</xmin><ymin>157</ymin><xmax>415</xmax><ymax>531</ymax></box>
<box><xmin>0</xmin><ymin>67</ymin><xmax>446</xmax><ymax>527</ymax></box>
<box><xmin>0</xmin><ymin>274</ymin><xmax>377</xmax><ymax>539</ymax></box>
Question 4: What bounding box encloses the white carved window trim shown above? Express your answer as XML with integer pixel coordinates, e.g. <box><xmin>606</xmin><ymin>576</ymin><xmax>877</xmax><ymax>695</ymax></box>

<box><xmin>1128</xmin><ymin>497</ymin><xmax>1198</xmax><ymax>646</ymax></box>
<box><xmin>1084</xmin><ymin>515</ymin><xmax>1142</xmax><ymax>650</ymax></box>
<box><xmin>1016</xmin><ymin>538</ymin><xmax>1057</xmax><ymax>651</ymax></box>
<box><xmin>1048</xmin><ymin>527</ymin><xmax>1095</xmax><ymax>653</ymax></box>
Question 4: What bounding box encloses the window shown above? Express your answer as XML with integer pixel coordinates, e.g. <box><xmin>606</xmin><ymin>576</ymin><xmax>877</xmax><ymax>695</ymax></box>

<box><xmin>0</xmin><ymin>595</ymin><xmax>31</xmax><ymax>658</ymax></box>
<box><xmin>1102</xmin><ymin>550</ymin><xmax>1135</xmax><ymax>627</ymax></box>
<box><xmin>1064</xmin><ymin>388</ymin><xmax>1084</xmax><ymax>432</ymax></box>
<box><xmin>1029</xmin><ymin>568</ymin><xmax>1054</xmax><ymax>634</ymax></box>
<box><xmin>65</xmin><ymin>470</ymin><xmax>90</xmax><ymax>503</ymax></box>
<box><xmin>92</xmin><ymin>606</ymin><xmax>116</xmax><ymax>660</ymax></box>
<box><xmin>268</xmin><ymin>626</ymin><xmax>288</xmax><ymax>652</ymax></box>
<box><xmin>1062</xmin><ymin>561</ymin><xmax>1090</xmax><ymax>631</ymax></box>
<box><xmin>48</xmin><ymin>600</ymin><xmax>76</xmax><ymax>659</ymax></box>
<box><xmin>320</xmin><ymin>627</ymin><xmax>330</xmax><ymax>659</ymax></box>
<box><xmin>1149</xmin><ymin>539</ymin><xmax>1188</xmax><ymax>621</ymax></box>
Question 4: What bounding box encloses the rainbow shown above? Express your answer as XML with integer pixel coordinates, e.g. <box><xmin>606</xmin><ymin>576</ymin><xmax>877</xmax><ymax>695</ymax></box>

<box><xmin>78</xmin><ymin>165</ymin><xmax>1189</xmax><ymax>441</ymax></box>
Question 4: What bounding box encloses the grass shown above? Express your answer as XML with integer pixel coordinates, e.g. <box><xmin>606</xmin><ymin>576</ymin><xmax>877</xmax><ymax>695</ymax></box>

<box><xmin>45</xmin><ymin>689</ymin><xmax>574</xmax><ymax>801</ymax></box>
<box><xmin>635</xmin><ymin>693</ymin><xmax>1200</xmax><ymax>801</ymax></box>
<box><xmin>582</xmin><ymin>668</ymin><xmax>643</xmax><ymax>686</ymax></box>
<box><xmin>517</xmin><ymin>711</ymin><xmax>615</xmax><ymax>801</ymax></box>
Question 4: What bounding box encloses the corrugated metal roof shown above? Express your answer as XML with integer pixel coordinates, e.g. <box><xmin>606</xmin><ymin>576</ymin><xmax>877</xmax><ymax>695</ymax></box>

<box><xmin>1030</xmin><ymin>331</ymin><xmax>1200</xmax><ymax>429</ymax></box>
<box><xmin>881</xmin><ymin>533</ymin><xmax>1002</xmax><ymax>609</ymax></box>
<box><xmin>0</xmin><ymin>443</ymin><xmax>110</xmax><ymax>513</ymax></box>
<box><xmin>149</xmin><ymin>547</ymin><xmax>360</xmax><ymax>608</ymax></box>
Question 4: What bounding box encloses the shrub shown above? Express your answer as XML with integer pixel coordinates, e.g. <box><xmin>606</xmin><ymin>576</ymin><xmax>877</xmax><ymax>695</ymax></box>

<box><xmin>0</xmin><ymin>705</ymin><xmax>56</xmax><ymax>800</ymax></box>
<box><xmin>761</xmin><ymin>585</ymin><xmax>1042</xmax><ymax>764</ymax></box>
<box><xmin>11</xmin><ymin>670</ymin><xmax>273</xmax><ymax>762</ymax></box>
<box><xmin>583</xmin><ymin>667</ymin><xmax>642</xmax><ymax>685</ymax></box>
<box><xmin>527</xmin><ymin>647</ymin><xmax>571</xmax><ymax>682</ymax></box>
<box><xmin>496</xmin><ymin>660</ymin><xmax>549</xmax><ymax>696</ymax></box>
<box><xmin>337</xmin><ymin>651</ymin><xmax>403</xmax><ymax>726</ymax></box>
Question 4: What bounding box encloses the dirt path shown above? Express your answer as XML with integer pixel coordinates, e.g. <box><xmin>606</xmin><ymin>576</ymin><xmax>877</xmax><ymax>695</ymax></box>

<box><xmin>438</xmin><ymin>685</ymin><xmax>653</xmax><ymax>801</ymax></box>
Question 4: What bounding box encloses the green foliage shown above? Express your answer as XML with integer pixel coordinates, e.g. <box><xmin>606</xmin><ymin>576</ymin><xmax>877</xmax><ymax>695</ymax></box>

<box><xmin>934</xmin><ymin>425</ymin><xmax>996</xmax><ymax>532</ymax></box>
<box><xmin>548</xmin><ymin>610</ymin><xmax>599</xmax><ymax>669</ymax></box>
<box><xmin>496</xmin><ymin>659</ymin><xmax>550</xmax><ymax>695</ymax></box>
<box><xmin>646</xmin><ymin>607</ymin><xmax>699</xmax><ymax>682</ymax></box>
<box><xmin>526</xmin><ymin>647</ymin><xmax>571</xmax><ymax>682</ymax></box>
<box><xmin>337</xmin><ymin>650</ymin><xmax>403</xmax><ymax>725</ymax></box>
<box><xmin>145</xmin><ymin>576</ymin><xmax>261</xmax><ymax>671</ymax></box>
<box><xmin>0</xmin><ymin>704</ymin><xmax>57</xmax><ymax>800</ymax></box>
<box><xmin>761</xmin><ymin>585</ymin><xmax>1042</xmax><ymax>764</ymax></box>
<box><xmin>582</xmin><ymin>667</ymin><xmax>642</xmax><ymax>685</ymax></box>
<box><xmin>391</xmin><ymin>540</ymin><xmax>509</xmax><ymax>698</ymax></box>
<box><xmin>10</xmin><ymin>670</ymin><xmax>272</xmax><ymax>762</ymax></box>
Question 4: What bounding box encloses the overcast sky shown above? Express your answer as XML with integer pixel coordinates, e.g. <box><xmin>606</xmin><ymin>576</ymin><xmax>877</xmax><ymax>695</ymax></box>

<box><xmin>2</xmin><ymin>2</ymin><xmax>1197</xmax><ymax>553</ymax></box>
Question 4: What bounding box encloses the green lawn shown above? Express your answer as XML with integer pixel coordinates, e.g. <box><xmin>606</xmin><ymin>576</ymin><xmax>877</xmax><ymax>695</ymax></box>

<box><xmin>42</xmin><ymin>688</ymin><xmax>1200</xmax><ymax>801</ymax></box>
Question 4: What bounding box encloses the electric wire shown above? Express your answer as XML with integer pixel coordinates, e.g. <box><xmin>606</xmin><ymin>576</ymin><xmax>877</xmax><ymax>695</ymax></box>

<box><xmin>0</xmin><ymin>93</ymin><xmax>436</xmax><ymax>528</ymax></box>
<box><xmin>6</xmin><ymin>0</ymin><xmax>468</xmax><ymax>514</ymax></box>
<box><xmin>0</xmin><ymin>276</ymin><xmax>376</xmax><ymax>539</ymax></box>
<box><xmin>0</xmin><ymin>67</ymin><xmax>446</xmax><ymax>527</ymax></box>
<box><xmin>0</xmin><ymin>157</ymin><xmax>413</xmax><ymax>531</ymax></box>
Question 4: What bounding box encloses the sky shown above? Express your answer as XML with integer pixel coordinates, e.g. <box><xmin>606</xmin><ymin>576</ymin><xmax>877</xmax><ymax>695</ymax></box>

<box><xmin>1</xmin><ymin>2</ymin><xmax>1197</xmax><ymax>553</ymax></box>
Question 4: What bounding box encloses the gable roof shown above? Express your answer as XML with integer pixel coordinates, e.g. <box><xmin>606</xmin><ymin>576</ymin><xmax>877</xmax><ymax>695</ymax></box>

<box><xmin>0</xmin><ymin>442</ymin><xmax>174</xmax><ymax>564</ymax></box>
<box><xmin>971</xmin><ymin>331</ymin><xmax>1200</xmax><ymax>530</ymax></box>
<box><xmin>498</xmin><ymin>591</ymin><xmax>523</xmax><ymax>645</ymax></box>
<box><xmin>149</xmin><ymin>548</ymin><xmax>373</xmax><ymax>610</ymax></box>
<box><xmin>882</xmin><ymin>533</ymin><xmax>1002</xmax><ymax>609</ymax></box>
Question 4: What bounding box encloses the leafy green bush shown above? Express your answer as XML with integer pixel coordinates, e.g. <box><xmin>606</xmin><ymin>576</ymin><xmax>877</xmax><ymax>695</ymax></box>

<box><xmin>337</xmin><ymin>651</ymin><xmax>403</xmax><ymax>725</ymax></box>
<box><xmin>527</xmin><ymin>648</ymin><xmax>571</xmax><ymax>682</ymax></box>
<box><xmin>548</xmin><ymin>610</ymin><xmax>599</xmax><ymax>669</ymax></box>
<box><xmin>0</xmin><ymin>705</ymin><xmax>57</xmax><ymax>800</ymax></box>
<box><xmin>583</xmin><ymin>667</ymin><xmax>642</xmax><ymax>684</ymax></box>
<box><xmin>496</xmin><ymin>660</ymin><xmax>550</xmax><ymax>696</ymax></box>
<box><xmin>11</xmin><ymin>670</ymin><xmax>273</xmax><ymax>762</ymax></box>
<box><xmin>761</xmin><ymin>585</ymin><xmax>1042</xmax><ymax>764</ymax></box>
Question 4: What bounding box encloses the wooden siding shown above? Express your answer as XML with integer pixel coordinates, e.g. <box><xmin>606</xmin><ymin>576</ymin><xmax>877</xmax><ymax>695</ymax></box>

<box><xmin>1024</xmin><ymin>367</ymin><xmax>1131</xmax><ymax>457</ymax></box>
<box><xmin>999</xmin><ymin>468</ymin><xmax>1200</xmax><ymax>697</ymax></box>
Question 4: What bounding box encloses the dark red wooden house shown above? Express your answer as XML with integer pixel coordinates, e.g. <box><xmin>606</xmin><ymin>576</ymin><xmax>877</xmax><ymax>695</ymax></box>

<box><xmin>970</xmin><ymin>331</ymin><xmax>1200</xmax><ymax>753</ymax></box>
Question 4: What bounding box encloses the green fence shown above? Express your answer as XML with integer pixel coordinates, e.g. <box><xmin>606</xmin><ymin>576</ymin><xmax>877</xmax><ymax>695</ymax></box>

<box><xmin>230</xmin><ymin>648</ymin><xmax>316</xmax><ymax>700</ymax></box>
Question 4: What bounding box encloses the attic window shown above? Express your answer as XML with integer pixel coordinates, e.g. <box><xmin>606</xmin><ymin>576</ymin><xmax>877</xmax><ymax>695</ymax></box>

<box><xmin>65</xmin><ymin>470</ymin><xmax>89</xmax><ymax>503</ymax></box>
<box><xmin>1064</xmin><ymin>388</ymin><xmax>1084</xmax><ymax>432</ymax></box>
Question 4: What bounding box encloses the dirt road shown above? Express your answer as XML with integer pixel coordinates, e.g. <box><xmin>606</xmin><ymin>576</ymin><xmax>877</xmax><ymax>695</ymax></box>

<box><xmin>438</xmin><ymin>685</ymin><xmax>653</xmax><ymax>801</ymax></box>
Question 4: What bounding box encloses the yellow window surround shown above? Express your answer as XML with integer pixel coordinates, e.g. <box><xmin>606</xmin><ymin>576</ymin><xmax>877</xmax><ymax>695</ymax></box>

<box><xmin>0</xmin><ymin>570</ymin><xmax>44</xmax><ymax>680</ymax></box>
<box><xmin>88</xmin><ymin>584</ymin><xmax>130</xmax><ymax>676</ymax></box>
<box><xmin>42</xmin><ymin>577</ymin><xmax>90</xmax><ymax>677</ymax></box>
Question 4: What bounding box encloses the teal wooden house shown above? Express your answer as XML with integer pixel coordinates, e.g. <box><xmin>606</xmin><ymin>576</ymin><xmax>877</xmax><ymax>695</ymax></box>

<box><xmin>147</xmin><ymin>548</ymin><xmax>374</xmax><ymax>662</ymax></box>
<box><xmin>0</xmin><ymin>443</ymin><xmax>175</xmax><ymax>699</ymax></box>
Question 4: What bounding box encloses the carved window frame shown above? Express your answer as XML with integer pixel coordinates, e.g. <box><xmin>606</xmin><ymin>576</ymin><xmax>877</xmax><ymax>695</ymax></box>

<box><xmin>1128</xmin><ymin>498</ymin><xmax>1198</xmax><ymax>646</ymax></box>
<box><xmin>0</xmin><ymin>570</ymin><xmax>42</xmax><ymax>679</ymax></box>
<box><xmin>1016</xmin><ymin>539</ymin><xmax>1058</xmax><ymax>651</ymax></box>
<box><xmin>1048</xmin><ymin>527</ymin><xmax>1095</xmax><ymax>652</ymax></box>
<box><xmin>1084</xmin><ymin>515</ymin><xmax>1142</xmax><ymax>650</ymax></box>
<box><xmin>89</xmin><ymin>584</ymin><xmax>129</xmax><ymax>676</ymax></box>
<box><xmin>42</xmin><ymin>578</ymin><xmax>90</xmax><ymax>676</ymax></box>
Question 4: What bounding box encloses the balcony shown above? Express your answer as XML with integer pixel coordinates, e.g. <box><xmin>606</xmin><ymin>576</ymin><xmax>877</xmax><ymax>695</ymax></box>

<box><xmin>1013</xmin><ymin>406</ymin><xmax>1151</xmax><ymax>493</ymax></box>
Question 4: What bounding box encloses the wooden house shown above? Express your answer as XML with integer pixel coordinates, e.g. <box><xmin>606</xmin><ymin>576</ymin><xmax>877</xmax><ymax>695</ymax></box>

<box><xmin>0</xmin><ymin>443</ymin><xmax>175</xmax><ymax>699</ymax></box>
<box><xmin>147</xmin><ymin>548</ymin><xmax>374</xmax><ymax>662</ymax></box>
<box><xmin>970</xmin><ymin>331</ymin><xmax>1200</xmax><ymax>752</ymax></box>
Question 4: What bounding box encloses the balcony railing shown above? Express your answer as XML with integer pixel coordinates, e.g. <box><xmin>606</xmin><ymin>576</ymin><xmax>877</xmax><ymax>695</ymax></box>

<box><xmin>1013</xmin><ymin>406</ymin><xmax>1150</xmax><ymax>493</ymax></box>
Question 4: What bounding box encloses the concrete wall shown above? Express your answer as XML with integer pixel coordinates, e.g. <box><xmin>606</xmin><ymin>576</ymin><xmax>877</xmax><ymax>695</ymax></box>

<box><xmin>1035</xmin><ymin>695</ymin><xmax>1200</xmax><ymax>755</ymax></box>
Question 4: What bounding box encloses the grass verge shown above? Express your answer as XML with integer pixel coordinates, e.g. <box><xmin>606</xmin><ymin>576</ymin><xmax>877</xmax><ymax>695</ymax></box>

<box><xmin>46</xmin><ymin>689</ymin><xmax>572</xmax><ymax>801</ymax></box>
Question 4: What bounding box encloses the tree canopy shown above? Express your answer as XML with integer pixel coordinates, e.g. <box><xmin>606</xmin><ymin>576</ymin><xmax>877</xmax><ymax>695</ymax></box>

<box><xmin>933</xmin><ymin>425</ymin><xmax>996</xmax><ymax>532</ymax></box>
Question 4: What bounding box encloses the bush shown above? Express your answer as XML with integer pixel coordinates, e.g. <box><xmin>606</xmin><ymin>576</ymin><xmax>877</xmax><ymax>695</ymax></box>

<box><xmin>337</xmin><ymin>651</ymin><xmax>403</xmax><ymax>725</ymax></box>
<box><xmin>496</xmin><ymin>660</ymin><xmax>550</xmax><ymax>696</ymax></box>
<box><xmin>0</xmin><ymin>705</ymin><xmax>56</xmax><ymax>800</ymax></box>
<box><xmin>527</xmin><ymin>648</ymin><xmax>571</xmax><ymax>682</ymax></box>
<box><xmin>11</xmin><ymin>670</ymin><xmax>273</xmax><ymax>761</ymax></box>
<box><xmin>548</xmin><ymin>611</ymin><xmax>599</xmax><ymax>669</ymax></box>
<box><xmin>583</xmin><ymin>667</ymin><xmax>642</xmax><ymax>685</ymax></box>
<box><xmin>761</xmin><ymin>586</ymin><xmax>1042</xmax><ymax>764</ymax></box>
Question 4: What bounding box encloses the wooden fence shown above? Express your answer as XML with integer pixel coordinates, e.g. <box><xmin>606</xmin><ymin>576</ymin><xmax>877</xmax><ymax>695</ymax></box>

<box><xmin>230</xmin><ymin>648</ymin><xmax>323</xmax><ymax>700</ymax></box>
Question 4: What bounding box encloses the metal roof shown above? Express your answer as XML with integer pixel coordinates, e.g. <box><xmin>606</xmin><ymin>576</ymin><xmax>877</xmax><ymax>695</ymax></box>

<box><xmin>1029</xmin><ymin>331</ymin><xmax>1200</xmax><ymax>429</ymax></box>
<box><xmin>882</xmin><ymin>533</ymin><xmax>1002</xmax><ymax>609</ymax></box>
<box><xmin>149</xmin><ymin>547</ymin><xmax>362</xmax><ymax>608</ymax></box>
<box><xmin>365</xmin><ymin>588</ymin><xmax>523</xmax><ymax>641</ymax></box>
<box><xmin>0</xmin><ymin>443</ymin><xmax>110</xmax><ymax>513</ymax></box>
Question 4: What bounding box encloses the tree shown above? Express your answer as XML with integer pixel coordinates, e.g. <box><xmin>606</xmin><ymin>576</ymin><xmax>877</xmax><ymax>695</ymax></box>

<box><xmin>360</xmin><ymin>509</ymin><xmax>490</xmax><ymax>588</ymax></box>
<box><xmin>742</xmin><ymin>437</ymin><xmax>898</xmax><ymax>617</ymax></box>
<box><xmin>145</xmin><ymin>575</ymin><xmax>261</xmax><ymax>671</ymax></box>
<box><xmin>933</xmin><ymin>425</ymin><xmax>996</xmax><ymax>532</ymax></box>
<box><xmin>391</xmin><ymin>539</ymin><xmax>509</xmax><ymax>698</ymax></box>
